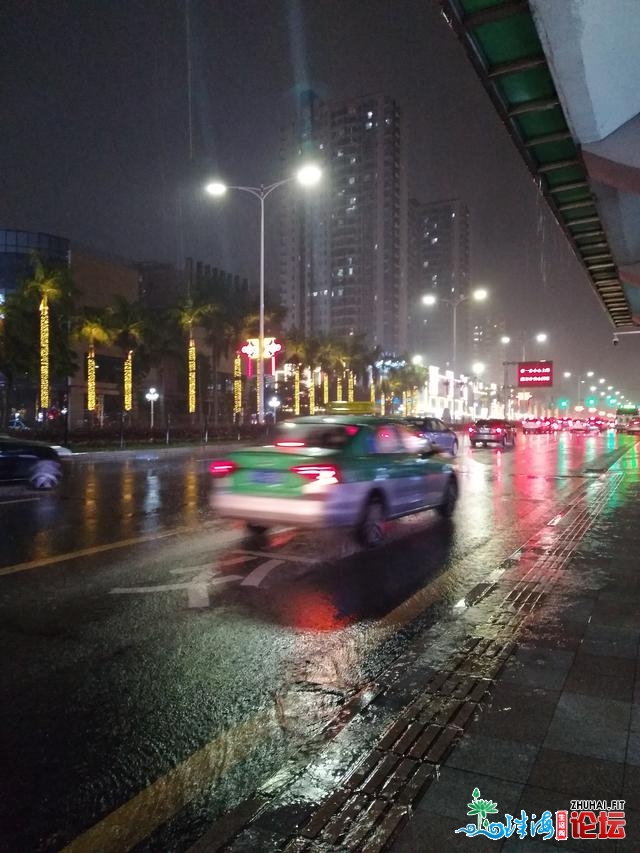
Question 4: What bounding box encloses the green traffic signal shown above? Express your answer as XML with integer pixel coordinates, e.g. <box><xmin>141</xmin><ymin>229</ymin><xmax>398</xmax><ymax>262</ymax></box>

<box><xmin>559</xmin><ymin>399</ymin><xmax>568</xmax><ymax>408</ymax></box>
<box><xmin>586</xmin><ymin>396</ymin><xmax>596</xmax><ymax>407</ymax></box>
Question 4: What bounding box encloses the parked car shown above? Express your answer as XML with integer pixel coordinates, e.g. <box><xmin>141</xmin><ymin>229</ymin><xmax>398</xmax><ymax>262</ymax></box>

<box><xmin>403</xmin><ymin>416</ymin><xmax>459</xmax><ymax>456</ymax></box>
<box><xmin>0</xmin><ymin>435</ymin><xmax>68</xmax><ymax>489</ymax></box>
<box><xmin>468</xmin><ymin>419</ymin><xmax>517</xmax><ymax>448</ymax></box>
<box><xmin>210</xmin><ymin>415</ymin><xmax>458</xmax><ymax>547</ymax></box>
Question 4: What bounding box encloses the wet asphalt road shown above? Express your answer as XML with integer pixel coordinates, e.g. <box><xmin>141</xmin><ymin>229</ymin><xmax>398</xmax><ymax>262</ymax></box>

<box><xmin>0</xmin><ymin>431</ymin><xmax>634</xmax><ymax>852</ymax></box>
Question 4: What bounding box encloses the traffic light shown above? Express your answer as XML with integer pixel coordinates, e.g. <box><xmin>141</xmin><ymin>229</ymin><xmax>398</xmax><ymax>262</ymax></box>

<box><xmin>559</xmin><ymin>399</ymin><xmax>569</xmax><ymax>409</ymax></box>
<box><xmin>586</xmin><ymin>396</ymin><xmax>596</xmax><ymax>407</ymax></box>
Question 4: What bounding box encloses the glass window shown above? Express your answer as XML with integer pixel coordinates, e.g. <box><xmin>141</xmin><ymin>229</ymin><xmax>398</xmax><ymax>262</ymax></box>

<box><xmin>371</xmin><ymin>425</ymin><xmax>404</xmax><ymax>454</ymax></box>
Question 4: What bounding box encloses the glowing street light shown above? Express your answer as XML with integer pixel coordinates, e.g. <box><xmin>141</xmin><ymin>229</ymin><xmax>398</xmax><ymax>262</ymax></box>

<box><xmin>411</xmin><ymin>354</ymin><xmax>423</xmax><ymax>365</ymax></box>
<box><xmin>501</xmin><ymin>335</ymin><xmax>511</xmax><ymax>345</ymax></box>
<box><xmin>471</xmin><ymin>361</ymin><xmax>485</xmax><ymax>375</ymax></box>
<box><xmin>145</xmin><ymin>387</ymin><xmax>159</xmax><ymax>429</ymax></box>
<box><xmin>423</xmin><ymin>287</ymin><xmax>489</xmax><ymax>374</ymax></box>
<box><xmin>205</xmin><ymin>163</ymin><xmax>322</xmax><ymax>423</ymax></box>
<box><xmin>563</xmin><ymin>371</ymin><xmax>572</xmax><ymax>378</ymax></box>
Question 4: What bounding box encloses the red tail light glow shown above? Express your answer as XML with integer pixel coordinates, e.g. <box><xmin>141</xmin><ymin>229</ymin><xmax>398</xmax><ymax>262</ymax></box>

<box><xmin>290</xmin><ymin>464</ymin><xmax>341</xmax><ymax>483</ymax></box>
<box><xmin>468</xmin><ymin>427</ymin><xmax>475</xmax><ymax>434</ymax></box>
<box><xmin>495</xmin><ymin>428</ymin><xmax>502</xmax><ymax>434</ymax></box>
<box><xmin>209</xmin><ymin>460</ymin><xmax>237</xmax><ymax>477</ymax></box>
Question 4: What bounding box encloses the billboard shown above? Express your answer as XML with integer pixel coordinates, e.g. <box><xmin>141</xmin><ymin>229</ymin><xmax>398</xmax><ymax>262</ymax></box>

<box><xmin>517</xmin><ymin>360</ymin><xmax>553</xmax><ymax>388</ymax></box>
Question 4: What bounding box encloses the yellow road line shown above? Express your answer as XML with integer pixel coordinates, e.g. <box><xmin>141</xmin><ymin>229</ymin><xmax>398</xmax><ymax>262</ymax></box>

<box><xmin>62</xmin><ymin>708</ymin><xmax>276</xmax><ymax>853</ymax></box>
<box><xmin>0</xmin><ymin>527</ymin><xmax>196</xmax><ymax>578</ymax></box>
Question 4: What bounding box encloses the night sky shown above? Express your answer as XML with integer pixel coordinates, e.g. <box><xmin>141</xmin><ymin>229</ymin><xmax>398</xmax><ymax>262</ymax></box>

<box><xmin>3</xmin><ymin>0</ymin><xmax>639</xmax><ymax>398</ymax></box>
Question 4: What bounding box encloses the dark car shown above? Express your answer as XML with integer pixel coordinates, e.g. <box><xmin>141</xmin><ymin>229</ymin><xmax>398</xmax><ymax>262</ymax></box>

<box><xmin>468</xmin><ymin>419</ymin><xmax>517</xmax><ymax>449</ymax></box>
<box><xmin>404</xmin><ymin>416</ymin><xmax>459</xmax><ymax>456</ymax></box>
<box><xmin>0</xmin><ymin>435</ymin><xmax>67</xmax><ymax>489</ymax></box>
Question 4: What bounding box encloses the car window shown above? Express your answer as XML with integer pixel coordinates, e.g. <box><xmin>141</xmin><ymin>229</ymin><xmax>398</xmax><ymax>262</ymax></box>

<box><xmin>371</xmin><ymin>424</ymin><xmax>404</xmax><ymax>454</ymax></box>
<box><xmin>396</xmin><ymin>425</ymin><xmax>426</xmax><ymax>453</ymax></box>
<box><xmin>432</xmin><ymin>419</ymin><xmax>446</xmax><ymax>432</ymax></box>
<box><xmin>274</xmin><ymin>423</ymin><xmax>356</xmax><ymax>449</ymax></box>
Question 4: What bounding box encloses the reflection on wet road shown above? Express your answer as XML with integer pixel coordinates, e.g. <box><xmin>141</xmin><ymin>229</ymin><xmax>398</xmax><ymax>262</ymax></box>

<box><xmin>0</xmin><ymin>433</ymin><xmax>637</xmax><ymax>852</ymax></box>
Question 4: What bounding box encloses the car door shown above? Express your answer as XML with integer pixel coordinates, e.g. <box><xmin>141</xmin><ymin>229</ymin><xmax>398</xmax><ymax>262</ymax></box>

<box><xmin>0</xmin><ymin>440</ymin><xmax>24</xmax><ymax>481</ymax></box>
<box><xmin>432</xmin><ymin>418</ymin><xmax>455</xmax><ymax>453</ymax></box>
<box><xmin>394</xmin><ymin>424</ymin><xmax>433</xmax><ymax>511</ymax></box>
<box><xmin>367</xmin><ymin>424</ymin><xmax>419</xmax><ymax>514</ymax></box>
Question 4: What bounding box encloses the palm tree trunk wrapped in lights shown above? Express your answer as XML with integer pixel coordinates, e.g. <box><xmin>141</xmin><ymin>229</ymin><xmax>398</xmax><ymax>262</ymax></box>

<box><xmin>336</xmin><ymin>374</ymin><xmax>343</xmax><ymax>402</ymax></box>
<box><xmin>123</xmin><ymin>350</ymin><xmax>133</xmax><ymax>412</ymax></box>
<box><xmin>293</xmin><ymin>364</ymin><xmax>301</xmax><ymax>416</ymax></box>
<box><xmin>39</xmin><ymin>297</ymin><xmax>49</xmax><ymax>410</ymax></box>
<box><xmin>370</xmin><ymin>381</ymin><xmax>376</xmax><ymax>407</ymax></box>
<box><xmin>233</xmin><ymin>353</ymin><xmax>242</xmax><ymax>417</ymax></box>
<box><xmin>323</xmin><ymin>372</ymin><xmax>329</xmax><ymax>405</ymax></box>
<box><xmin>87</xmin><ymin>345</ymin><xmax>96</xmax><ymax>411</ymax></box>
<box><xmin>308</xmin><ymin>369</ymin><xmax>316</xmax><ymax>415</ymax></box>
<box><xmin>347</xmin><ymin>369</ymin><xmax>354</xmax><ymax>403</ymax></box>
<box><xmin>188</xmin><ymin>334</ymin><xmax>197</xmax><ymax>414</ymax></box>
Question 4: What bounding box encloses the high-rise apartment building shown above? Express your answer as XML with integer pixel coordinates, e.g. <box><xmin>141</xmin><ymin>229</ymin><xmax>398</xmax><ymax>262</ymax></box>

<box><xmin>407</xmin><ymin>199</ymin><xmax>470</xmax><ymax>367</ymax></box>
<box><xmin>280</xmin><ymin>91</ymin><xmax>408</xmax><ymax>353</ymax></box>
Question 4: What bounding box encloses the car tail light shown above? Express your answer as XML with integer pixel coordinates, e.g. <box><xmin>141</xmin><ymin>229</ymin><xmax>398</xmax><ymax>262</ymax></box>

<box><xmin>468</xmin><ymin>427</ymin><xmax>475</xmax><ymax>434</ymax></box>
<box><xmin>209</xmin><ymin>460</ymin><xmax>237</xmax><ymax>478</ymax></box>
<box><xmin>495</xmin><ymin>427</ymin><xmax>502</xmax><ymax>434</ymax></box>
<box><xmin>275</xmin><ymin>440</ymin><xmax>306</xmax><ymax>447</ymax></box>
<box><xmin>290</xmin><ymin>464</ymin><xmax>341</xmax><ymax>483</ymax></box>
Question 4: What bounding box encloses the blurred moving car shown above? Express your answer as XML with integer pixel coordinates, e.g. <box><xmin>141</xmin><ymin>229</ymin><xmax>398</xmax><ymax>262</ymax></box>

<box><xmin>403</xmin><ymin>416</ymin><xmax>459</xmax><ymax>456</ymax></box>
<box><xmin>210</xmin><ymin>415</ymin><xmax>458</xmax><ymax>547</ymax></box>
<box><xmin>625</xmin><ymin>418</ymin><xmax>640</xmax><ymax>435</ymax></box>
<box><xmin>468</xmin><ymin>419</ymin><xmax>517</xmax><ymax>448</ymax></box>
<box><xmin>0</xmin><ymin>435</ymin><xmax>67</xmax><ymax>489</ymax></box>
<box><xmin>522</xmin><ymin>418</ymin><xmax>543</xmax><ymax>434</ymax></box>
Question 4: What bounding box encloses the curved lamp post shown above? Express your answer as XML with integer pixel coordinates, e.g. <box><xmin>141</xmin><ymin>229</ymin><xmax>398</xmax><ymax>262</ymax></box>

<box><xmin>422</xmin><ymin>288</ymin><xmax>488</xmax><ymax>376</ymax></box>
<box><xmin>205</xmin><ymin>163</ymin><xmax>322</xmax><ymax>424</ymax></box>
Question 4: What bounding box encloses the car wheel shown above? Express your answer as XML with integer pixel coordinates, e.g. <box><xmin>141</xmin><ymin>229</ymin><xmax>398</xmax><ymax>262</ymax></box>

<box><xmin>451</xmin><ymin>440</ymin><xmax>458</xmax><ymax>457</ymax></box>
<box><xmin>470</xmin><ymin>441</ymin><xmax>477</xmax><ymax>448</ymax></box>
<box><xmin>436</xmin><ymin>478</ymin><xmax>458</xmax><ymax>518</ymax></box>
<box><xmin>29</xmin><ymin>460</ymin><xmax>61</xmax><ymax>490</ymax></box>
<box><xmin>356</xmin><ymin>496</ymin><xmax>386</xmax><ymax>548</ymax></box>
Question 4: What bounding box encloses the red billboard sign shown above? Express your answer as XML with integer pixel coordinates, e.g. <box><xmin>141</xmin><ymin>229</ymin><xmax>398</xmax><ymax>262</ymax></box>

<box><xmin>517</xmin><ymin>360</ymin><xmax>553</xmax><ymax>388</ymax></box>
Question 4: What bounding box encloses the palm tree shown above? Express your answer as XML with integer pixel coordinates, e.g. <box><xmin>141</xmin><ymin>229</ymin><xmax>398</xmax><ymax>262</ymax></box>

<box><xmin>25</xmin><ymin>259</ymin><xmax>65</xmax><ymax>411</ymax></box>
<box><xmin>107</xmin><ymin>296</ymin><xmax>147</xmax><ymax>414</ymax></box>
<box><xmin>76</xmin><ymin>310</ymin><xmax>113</xmax><ymax>415</ymax></box>
<box><xmin>175</xmin><ymin>299</ymin><xmax>209</xmax><ymax>418</ymax></box>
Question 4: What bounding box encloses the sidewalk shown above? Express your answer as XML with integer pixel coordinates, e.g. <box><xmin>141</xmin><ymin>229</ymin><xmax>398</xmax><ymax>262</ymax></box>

<box><xmin>189</xmin><ymin>448</ymin><xmax>640</xmax><ymax>851</ymax></box>
<box><xmin>65</xmin><ymin>439</ymin><xmax>252</xmax><ymax>464</ymax></box>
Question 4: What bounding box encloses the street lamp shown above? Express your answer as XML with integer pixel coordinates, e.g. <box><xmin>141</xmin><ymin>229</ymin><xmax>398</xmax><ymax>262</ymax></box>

<box><xmin>422</xmin><ymin>287</ymin><xmax>488</xmax><ymax>374</ymax></box>
<box><xmin>411</xmin><ymin>354</ymin><xmax>423</xmax><ymax>366</ymax></box>
<box><xmin>268</xmin><ymin>396</ymin><xmax>280</xmax><ymax>423</ymax></box>
<box><xmin>205</xmin><ymin>163</ymin><xmax>321</xmax><ymax>423</ymax></box>
<box><xmin>145</xmin><ymin>387</ymin><xmax>159</xmax><ymax>429</ymax></box>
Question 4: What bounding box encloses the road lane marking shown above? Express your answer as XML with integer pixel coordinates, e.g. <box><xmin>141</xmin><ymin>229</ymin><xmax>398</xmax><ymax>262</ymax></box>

<box><xmin>0</xmin><ymin>527</ymin><xmax>198</xmax><ymax>578</ymax></box>
<box><xmin>0</xmin><ymin>496</ymin><xmax>41</xmax><ymax>506</ymax></box>
<box><xmin>61</xmin><ymin>708</ymin><xmax>277</xmax><ymax>853</ymax></box>
<box><xmin>238</xmin><ymin>549</ymin><xmax>318</xmax><ymax>565</ymax></box>
<box><xmin>240</xmin><ymin>559</ymin><xmax>284</xmax><ymax>587</ymax></box>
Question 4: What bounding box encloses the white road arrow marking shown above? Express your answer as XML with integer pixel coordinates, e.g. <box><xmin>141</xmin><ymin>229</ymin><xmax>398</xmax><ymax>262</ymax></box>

<box><xmin>240</xmin><ymin>559</ymin><xmax>284</xmax><ymax>587</ymax></box>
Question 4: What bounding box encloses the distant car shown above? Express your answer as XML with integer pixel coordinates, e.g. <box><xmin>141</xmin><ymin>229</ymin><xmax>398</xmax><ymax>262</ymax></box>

<box><xmin>210</xmin><ymin>415</ymin><xmax>458</xmax><ymax>547</ymax></box>
<box><xmin>404</xmin><ymin>416</ymin><xmax>459</xmax><ymax>456</ymax></box>
<box><xmin>468</xmin><ymin>419</ymin><xmax>517</xmax><ymax>448</ymax></box>
<box><xmin>626</xmin><ymin>418</ymin><xmax>640</xmax><ymax>434</ymax></box>
<box><xmin>522</xmin><ymin>418</ymin><xmax>543</xmax><ymax>434</ymax></box>
<box><xmin>0</xmin><ymin>435</ymin><xmax>67</xmax><ymax>489</ymax></box>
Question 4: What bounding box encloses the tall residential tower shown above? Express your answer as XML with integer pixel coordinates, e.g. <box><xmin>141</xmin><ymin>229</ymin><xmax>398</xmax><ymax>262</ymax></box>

<box><xmin>408</xmin><ymin>198</ymin><xmax>470</xmax><ymax>366</ymax></box>
<box><xmin>280</xmin><ymin>91</ymin><xmax>408</xmax><ymax>353</ymax></box>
